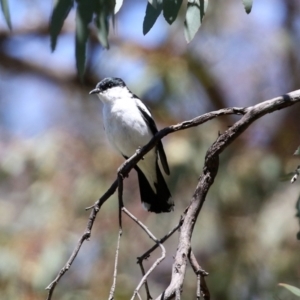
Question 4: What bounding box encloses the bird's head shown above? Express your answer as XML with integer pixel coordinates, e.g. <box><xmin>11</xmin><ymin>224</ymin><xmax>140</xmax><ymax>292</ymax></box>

<box><xmin>89</xmin><ymin>77</ymin><xmax>128</xmax><ymax>103</ymax></box>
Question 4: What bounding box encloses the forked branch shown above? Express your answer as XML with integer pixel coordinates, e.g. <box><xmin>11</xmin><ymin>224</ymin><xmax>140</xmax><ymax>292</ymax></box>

<box><xmin>155</xmin><ymin>91</ymin><xmax>300</xmax><ymax>300</ymax></box>
<box><xmin>46</xmin><ymin>90</ymin><xmax>300</xmax><ymax>300</ymax></box>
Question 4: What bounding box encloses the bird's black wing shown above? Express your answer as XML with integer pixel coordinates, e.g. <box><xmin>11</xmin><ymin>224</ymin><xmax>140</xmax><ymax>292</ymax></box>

<box><xmin>136</xmin><ymin>99</ymin><xmax>170</xmax><ymax>175</ymax></box>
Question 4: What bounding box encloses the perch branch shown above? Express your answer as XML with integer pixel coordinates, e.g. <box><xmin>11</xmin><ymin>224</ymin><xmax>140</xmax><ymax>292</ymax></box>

<box><xmin>46</xmin><ymin>90</ymin><xmax>300</xmax><ymax>300</ymax></box>
<box><xmin>46</xmin><ymin>105</ymin><xmax>242</xmax><ymax>299</ymax></box>
<box><xmin>155</xmin><ymin>91</ymin><xmax>300</xmax><ymax>300</ymax></box>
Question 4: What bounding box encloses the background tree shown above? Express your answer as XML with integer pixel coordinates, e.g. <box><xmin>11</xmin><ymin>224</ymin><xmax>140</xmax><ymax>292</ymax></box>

<box><xmin>0</xmin><ymin>0</ymin><xmax>299</xmax><ymax>299</ymax></box>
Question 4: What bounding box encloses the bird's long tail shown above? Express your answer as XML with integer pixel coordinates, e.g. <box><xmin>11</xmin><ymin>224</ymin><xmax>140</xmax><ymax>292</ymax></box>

<box><xmin>135</xmin><ymin>162</ymin><xmax>173</xmax><ymax>213</ymax></box>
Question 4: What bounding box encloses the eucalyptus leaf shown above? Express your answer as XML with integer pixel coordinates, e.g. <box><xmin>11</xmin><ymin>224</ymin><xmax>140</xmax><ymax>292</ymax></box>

<box><xmin>99</xmin><ymin>0</ymin><xmax>116</xmax><ymax>26</ymax></box>
<box><xmin>242</xmin><ymin>0</ymin><xmax>253</xmax><ymax>14</ymax></box>
<box><xmin>279</xmin><ymin>284</ymin><xmax>300</xmax><ymax>297</ymax></box>
<box><xmin>95</xmin><ymin>10</ymin><xmax>109</xmax><ymax>49</ymax></box>
<box><xmin>184</xmin><ymin>0</ymin><xmax>208</xmax><ymax>43</ymax></box>
<box><xmin>75</xmin><ymin>0</ymin><xmax>94</xmax><ymax>80</ymax></box>
<box><xmin>94</xmin><ymin>0</ymin><xmax>115</xmax><ymax>49</ymax></box>
<box><xmin>0</xmin><ymin>0</ymin><xmax>12</xmax><ymax>30</ymax></box>
<box><xmin>114</xmin><ymin>0</ymin><xmax>123</xmax><ymax>14</ymax></box>
<box><xmin>50</xmin><ymin>0</ymin><xmax>74</xmax><ymax>51</ymax></box>
<box><xmin>143</xmin><ymin>0</ymin><xmax>163</xmax><ymax>35</ymax></box>
<box><xmin>163</xmin><ymin>0</ymin><xmax>183</xmax><ymax>25</ymax></box>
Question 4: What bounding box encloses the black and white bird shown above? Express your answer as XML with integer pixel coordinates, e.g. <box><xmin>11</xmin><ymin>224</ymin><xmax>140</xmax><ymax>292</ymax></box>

<box><xmin>89</xmin><ymin>77</ymin><xmax>173</xmax><ymax>213</ymax></box>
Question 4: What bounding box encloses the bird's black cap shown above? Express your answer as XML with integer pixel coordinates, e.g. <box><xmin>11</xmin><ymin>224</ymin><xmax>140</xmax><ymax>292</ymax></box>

<box><xmin>89</xmin><ymin>77</ymin><xmax>126</xmax><ymax>94</ymax></box>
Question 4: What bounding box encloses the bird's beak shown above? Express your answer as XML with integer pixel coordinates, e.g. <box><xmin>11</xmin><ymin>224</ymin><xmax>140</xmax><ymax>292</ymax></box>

<box><xmin>89</xmin><ymin>88</ymin><xmax>100</xmax><ymax>95</ymax></box>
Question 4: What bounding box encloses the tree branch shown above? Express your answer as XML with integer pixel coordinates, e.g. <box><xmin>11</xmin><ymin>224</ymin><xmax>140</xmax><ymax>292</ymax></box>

<box><xmin>45</xmin><ymin>90</ymin><xmax>300</xmax><ymax>300</ymax></box>
<box><xmin>188</xmin><ymin>250</ymin><xmax>209</xmax><ymax>300</ymax></box>
<box><xmin>122</xmin><ymin>207</ymin><xmax>166</xmax><ymax>300</ymax></box>
<box><xmin>155</xmin><ymin>91</ymin><xmax>300</xmax><ymax>300</ymax></box>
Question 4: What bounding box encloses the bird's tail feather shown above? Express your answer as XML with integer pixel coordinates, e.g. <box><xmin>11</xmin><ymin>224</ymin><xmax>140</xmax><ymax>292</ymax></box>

<box><xmin>135</xmin><ymin>163</ymin><xmax>173</xmax><ymax>213</ymax></box>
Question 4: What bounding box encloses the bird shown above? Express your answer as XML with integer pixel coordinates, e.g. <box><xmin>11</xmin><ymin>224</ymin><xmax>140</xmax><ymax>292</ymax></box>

<box><xmin>89</xmin><ymin>77</ymin><xmax>173</xmax><ymax>213</ymax></box>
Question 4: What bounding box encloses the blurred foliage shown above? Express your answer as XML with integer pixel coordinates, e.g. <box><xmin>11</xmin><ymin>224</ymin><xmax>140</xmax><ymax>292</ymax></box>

<box><xmin>0</xmin><ymin>0</ymin><xmax>300</xmax><ymax>300</ymax></box>
<box><xmin>242</xmin><ymin>0</ymin><xmax>253</xmax><ymax>14</ymax></box>
<box><xmin>1</xmin><ymin>0</ymin><xmax>253</xmax><ymax>79</ymax></box>
<box><xmin>0</xmin><ymin>0</ymin><xmax>12</xmax><ymax>29</ymax></box>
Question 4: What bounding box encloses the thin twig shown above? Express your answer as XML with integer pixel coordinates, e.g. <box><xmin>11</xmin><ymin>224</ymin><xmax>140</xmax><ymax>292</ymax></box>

<box><xmin>196</xmin><ymin>273</ymin><xmax>201</xmax><ymax>300</ymax></box>
<box><xmin>108</xmin><ymin>228</ymin><xmax>122</xmax><ymax>300</ymax></box>
<box><xmin>45</xmin><ymin>232</ymin><xmax>90</xmax><ymax>299</ymax></box>
<box><xmin>85</xmin><ymin>179</ymin><xmax>118</xmax><ymax>211</ymax></box>
<box><xmin>136</xmin><ymin>292</ymin><xmax>143</xmax><ymax>300</ymax></box>
<box><xmin>108</xmin><ymin>175</ymin><xmax>125</xmax><ymax>300</ymax></box>
<box><xmin>46</xmin><ymin>180</ymin><xmax>118</xmax><ymax>300</ymax></box>
<box><xmin>188</xmin><ymin>250</ymin><xmax>209</xmax><ymax>300</ymax></box>
<box><xmin>137</xmin><ymin>217</ymin><xmax>184</xmax><ymax>264</ymax></box>
<box><xmin>188</xmin><ymin>250</ymin><xmax>208</xmax><ymax>277</ymax></box>
<box><xmin>122</xmin><ymin>207</ymin><xmax>166</xmax><ymax>300</ymax></box>
<box><xmin>138</xmin><ymin>261</ymin><xmax>152</xmax><ymax>300</ymax></box>
<box><xmin>200</xmin><ymin>276</ymin><xmax>210</xmax><ymax>300</ymax></box>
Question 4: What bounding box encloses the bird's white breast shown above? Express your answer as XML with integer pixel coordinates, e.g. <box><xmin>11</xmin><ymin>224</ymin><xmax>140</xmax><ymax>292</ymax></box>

<box><xmin>102</xmin><ymin>97</ymin><xmax>153</xmax><ymax>158</ymax></box>
<box><xmin>99</xmin><ymin>89</ymin><xmax>158</xmax><ymax>191</ymax></box>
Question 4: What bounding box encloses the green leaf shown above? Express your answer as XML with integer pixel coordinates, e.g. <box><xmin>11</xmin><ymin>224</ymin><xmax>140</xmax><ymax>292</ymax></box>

<box><xmin>279</xmin><ymin>284</ymin><xmax>300</xmax><ymax>297</ymax></box>
<box><xmin>75</xmin><ymin>0</ymin><xmax>94</xmax><ymax>81</ymax></box>
<box><xmin>163</xmin><ymin>0</ymin><xmax>183</xmax><ymax>25</ymax></box>
<box><xmin>0</xmin><ymin>0</ymin><xmax>12</xmax><ymax>30</ymax></box>
<box><xmin>95</xmin><ymin>10</ymin><xmax>109</xmax><ymax>49</ymax></box>
<box><xmin>143</xmin><ymin>0</ymin><xmax>163</xmax><ymax>35</ymax></box>
<box><xmin>294</xmin><ymin>146</ymin><xmax>300</xmax><ymax>155</ymax></box>
<box><xmin>114</xmin><ymin>0</ymin><xmax>123</xmax><ymax>14</ymax></box>
<box><xmin>242</xmin><ymin>0</ymin><xmax>253</xmax><ymax>14</ymax></box>
<box><xmin>94</xmin><ymin>0</ymin><xmax>116</xmax><ymax>49</ymax></box>
<box><xmin>184</xmin><ymin>0</ymin><xmax>208</xmax><ymax>43</ymax></box>
<box><xmin>50</xmin><ymin>0</ymin><xmax>74</xmax><ymax>51</ymax></box>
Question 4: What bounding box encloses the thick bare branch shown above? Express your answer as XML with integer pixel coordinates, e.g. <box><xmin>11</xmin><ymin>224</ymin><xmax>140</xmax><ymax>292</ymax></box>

<box><xmin>46</xmin><ymin>90</ymin><xmax>300</xmax><ymax>300</ymax></box>
<box><xmin>156</xmin><ymin>91</ymin><xmax>300</xmax><ymax>300</ymax></box>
